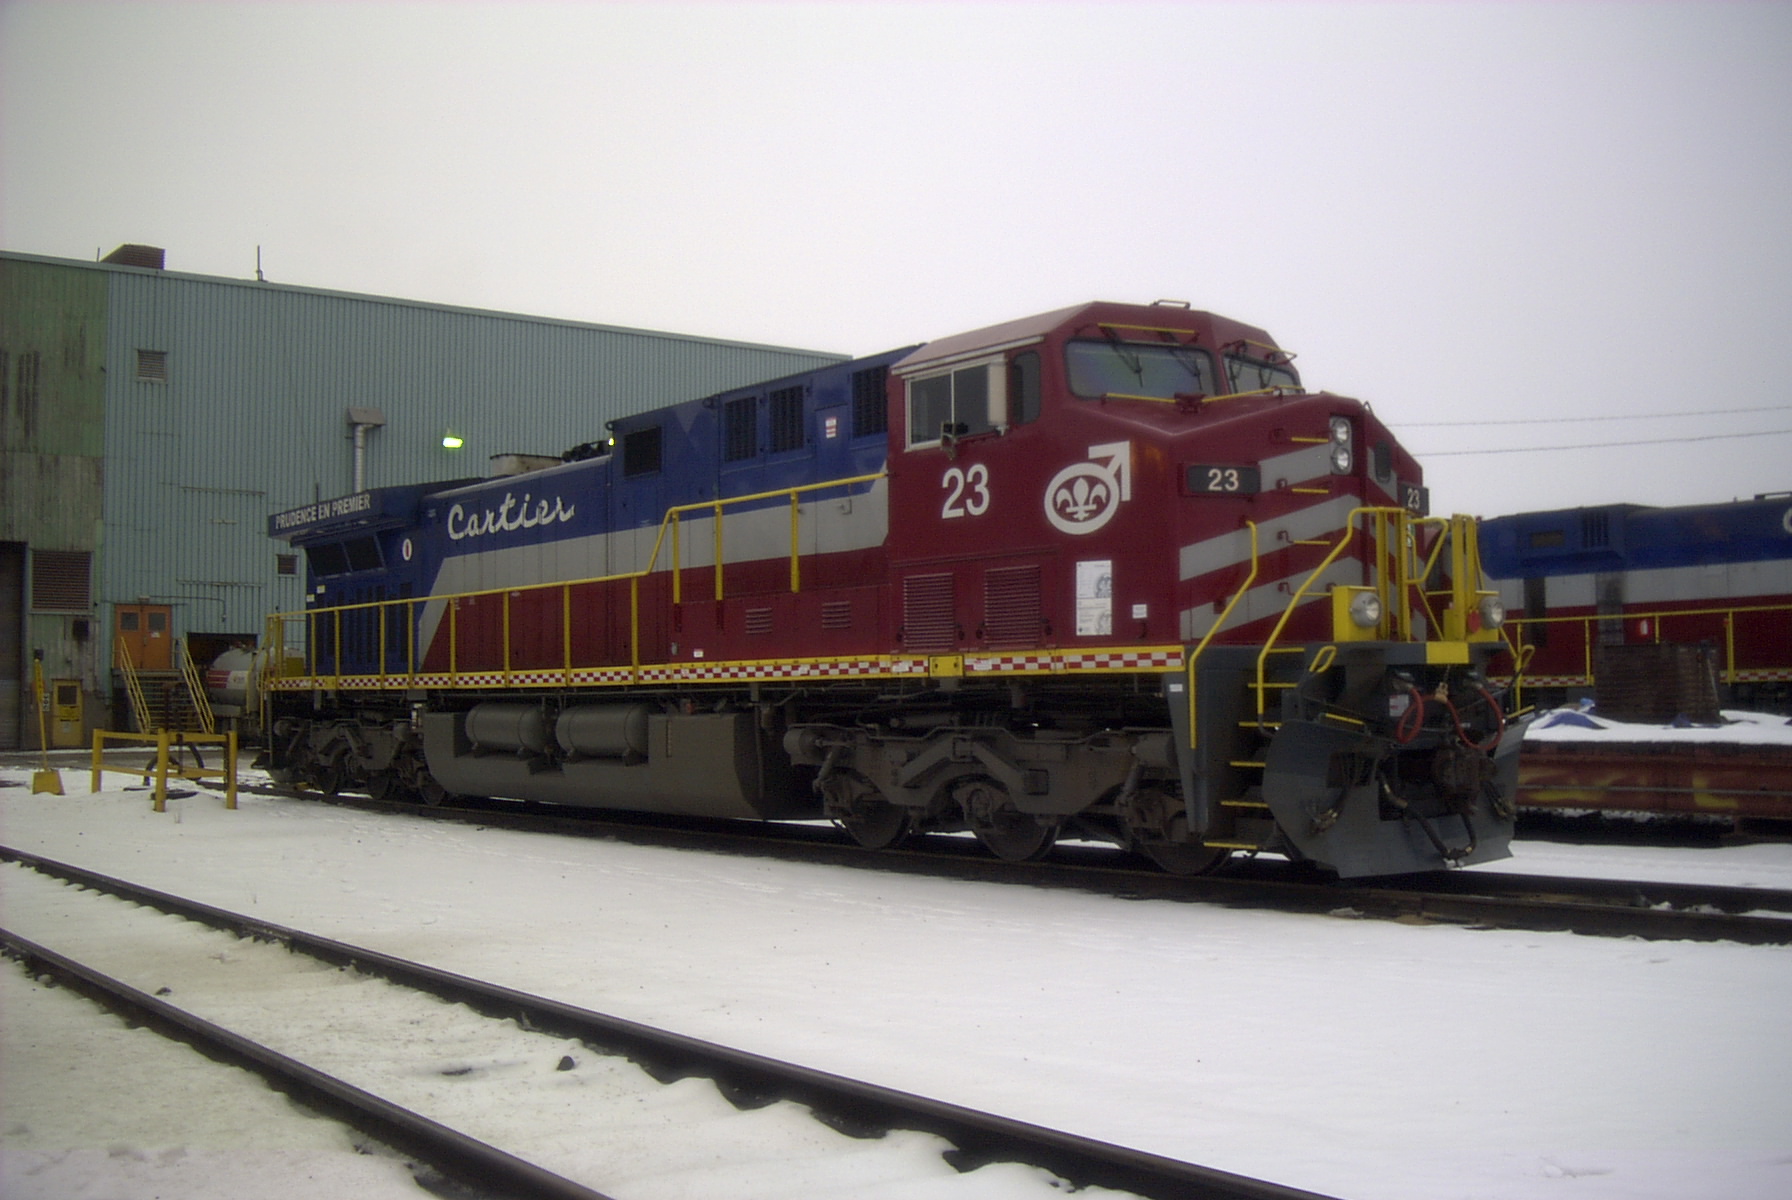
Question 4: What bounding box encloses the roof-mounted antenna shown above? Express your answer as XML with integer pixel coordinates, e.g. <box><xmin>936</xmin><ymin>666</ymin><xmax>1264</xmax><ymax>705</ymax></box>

<box><xmin>255</xmin><ymin>246</ymin><xmax>265</xmax><ymax>282</ymax></box>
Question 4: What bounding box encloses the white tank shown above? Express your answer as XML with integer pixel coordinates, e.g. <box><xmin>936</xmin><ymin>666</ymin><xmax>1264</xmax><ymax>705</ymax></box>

<box><xmin>205</xmin><ymin>647</ymin><xmax>258</xmax><ymax>716</ymax></box>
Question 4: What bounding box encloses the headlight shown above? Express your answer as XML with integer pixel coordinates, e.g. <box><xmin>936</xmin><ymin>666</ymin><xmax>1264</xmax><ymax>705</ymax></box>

<box><xmin>1329</xmin><ymin>416</ymin><xmax>1353</xmax><ymax>474</ymax></box>
<box><xmin>1478</xmin><ymin>594</ymin><xmax>1506</xmax><ymax>630</ymax></box>
<box><xmin>1349</xmin><ymin>590</ymin><xmax>1383</xmax><ymax>629</ymax></box>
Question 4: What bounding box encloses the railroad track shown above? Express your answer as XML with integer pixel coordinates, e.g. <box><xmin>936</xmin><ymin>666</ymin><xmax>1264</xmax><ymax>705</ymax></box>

<box><xmin>201</xmin><ymin>778</ymin><xmax>1792</xmax><ymax>945</ymax></box>
<box><xmin>0</xmin><ymin>846</ymin><xmax>1335</xmax><ymax>1200</ymax></box>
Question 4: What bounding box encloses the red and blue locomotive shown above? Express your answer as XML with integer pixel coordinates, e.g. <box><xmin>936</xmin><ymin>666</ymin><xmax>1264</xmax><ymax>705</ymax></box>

<box><xmin>1479</xmin><ymin>496</ymin><xmax>1792</xmax><ymax>711</ymax></box>
<box><xmin>265</xmin><ymin>300</ymin><xmax>1523</xmax><ymax>878</ymax></box>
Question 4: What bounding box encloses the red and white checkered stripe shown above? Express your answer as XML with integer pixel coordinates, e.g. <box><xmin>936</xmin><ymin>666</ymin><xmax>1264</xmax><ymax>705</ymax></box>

<box><xmin>637</xmin><ymin>658</ymin><xmax>913</xmax><ymax>683</ymax></box>
<box><xmin>964</xmin><ymin>648</ymin><xmax>1184</xmax><ymax>673</ymax></box>
<box><xmin>266</xmin><ymin>647</ymin><xmax>1191</xmax><ymax>691</ymax></box>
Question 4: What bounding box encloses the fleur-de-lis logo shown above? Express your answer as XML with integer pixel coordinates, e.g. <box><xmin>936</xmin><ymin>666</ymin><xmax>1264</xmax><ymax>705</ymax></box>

<box><xmin>1053</xmin><ymin>475</ymin><xmax>1110</xmax><ymax>522</ymax></box>
<box><xmin>1043</xmin><ymin>442</ymin><xmax>1131</xmax><ymax>535</ymax></box>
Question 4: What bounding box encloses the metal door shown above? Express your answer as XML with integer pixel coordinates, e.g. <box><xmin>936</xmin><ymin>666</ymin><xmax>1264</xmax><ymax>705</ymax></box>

<box><xmin>51</xmin><ymin>679</ymin><xmax>83</xmax><ymax>747</ymax></box>
<box><xmin>116</xmin><ymin>604</ymin><xmax>174</xmax><ymax>670</ymax></box>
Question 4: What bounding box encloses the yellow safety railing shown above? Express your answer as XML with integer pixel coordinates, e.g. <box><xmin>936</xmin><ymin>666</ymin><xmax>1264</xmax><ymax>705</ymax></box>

<box><xmin>91</xmin><ymin>728</ymin><xmax>238</xmax><ymax>812</ymax></box>
<box><xmin>113</xmin><ymin>635</ymin><xmax>154</xmax><ymax>734</ymax></box>
<box><xmin>1494</xmin><ymin>600</ymin><xmax>1792</xmax><ymax>709</ymax></box>
<box><xmin>1249</xmin><ymin>509</ymin><xmax>1496</xmax><ymax>727</ymax></box>
<box><xmin>666</xmin><ymin>471</ymin><xmax>885</xmax><ymax>603</ymax></box>
<box><xmin>266</xmin><ymin>471</ymin><xmax>885</xmax><ymax>689</ymax></box>
<box><xmin>176</xmin><ymin>639</ymin><xmax>217</xmax><ymax>735</ymax></box>
<box><xmin>1184</xmin><ymin>521</ymin><xmax>1259</xmax><ymax>751</ymax></box>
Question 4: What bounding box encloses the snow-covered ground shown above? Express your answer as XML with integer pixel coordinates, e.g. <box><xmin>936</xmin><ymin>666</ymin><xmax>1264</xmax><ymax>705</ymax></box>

<box><xmin>3</xmin><ymin>758</ymin><xmax>1791</xmax><ymax>1200</ymax></box>
<box><xmin>1522</xmin><ymin>707</ymin><xmax>1792</xmax><ymax>747</ymax></box>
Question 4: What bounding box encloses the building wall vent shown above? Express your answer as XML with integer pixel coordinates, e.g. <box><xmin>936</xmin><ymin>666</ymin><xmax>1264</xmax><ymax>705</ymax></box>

<box><xmin>31</xmin><ymin>550</ymin><xmax>92</xmax><ymax>611</ymax></box>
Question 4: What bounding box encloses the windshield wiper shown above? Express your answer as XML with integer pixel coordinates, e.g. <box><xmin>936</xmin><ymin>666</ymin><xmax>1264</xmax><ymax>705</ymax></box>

<box><xmin>1100</xmin><ymin>326</ymin><xmax>1144</xmax><ymax>382</ymax></box>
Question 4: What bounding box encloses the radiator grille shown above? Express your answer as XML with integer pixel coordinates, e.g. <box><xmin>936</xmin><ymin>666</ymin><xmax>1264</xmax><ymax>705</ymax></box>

<box><xmin>983</xmin><ymin>564</ymin><xmax>1042</xmax><ymax>646</ymax></box>
<box><xmin>902</xmin><ymin>573</ymin><xmax>956</xmax><ymax>652</ymax></box>
<box><xmin>820</xmin><ymin>600</ymin><xmax>853</xmax><ymax>630</ymax></box>
<box><xmin>851</xmin><ymin>365</ymin><xmax>888</xmax><ymax>437</ymax></box>
<box><xmin>769</xmin><ymin>386</ymin><xmax>805</xmax><ymax>453</ymax></box>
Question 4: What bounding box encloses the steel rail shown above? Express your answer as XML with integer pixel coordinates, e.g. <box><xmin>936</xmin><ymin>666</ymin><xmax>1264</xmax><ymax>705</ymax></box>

<box><xmin>1383</xmin><ymin>868</ymin><xmax>1792</xmax><ymax>916</ymax></box>
<box><xmin>0</xmin><ymin>925</ymin><xmax>613</xmax><ymax>1200</ymax></box>
<box><xmin>0</xmin><ymin>846</ymin><xmax>1338</xmax><ymax>1200</ymax></box>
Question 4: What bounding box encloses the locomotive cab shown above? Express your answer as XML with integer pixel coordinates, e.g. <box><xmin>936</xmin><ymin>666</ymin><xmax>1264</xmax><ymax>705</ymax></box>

<box><xmin>860</xmin><ymin>301</ymin><xmax>1523</xmax><ymax>875</ymax></box>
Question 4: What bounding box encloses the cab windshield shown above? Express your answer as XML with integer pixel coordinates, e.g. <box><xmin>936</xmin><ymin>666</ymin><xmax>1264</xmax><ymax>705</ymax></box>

<box><xmin>1225</xmin><ymin>355</ymin><xmax>1300</xmax><ymax>393</ymax></box>
<box><xmin>1065</xmin><ymin>339</ymin><xmax>1215</xmax><ymax>401</ymax></box>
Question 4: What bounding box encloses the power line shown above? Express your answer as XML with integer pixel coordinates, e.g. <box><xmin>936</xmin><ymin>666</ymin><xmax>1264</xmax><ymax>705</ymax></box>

<box><xmin>1394</xmin><ymin>403</ymin><xmax>1792</xmax><ymax>428</ymax></box>
<box><xmin>1417</xmin><ymin>427</ymin><xmax>1792</xmax><ymax>457</ymax></box>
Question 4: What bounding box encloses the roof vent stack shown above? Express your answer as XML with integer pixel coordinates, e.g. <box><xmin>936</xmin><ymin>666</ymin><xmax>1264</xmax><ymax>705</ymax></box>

<box><xmin>101</xmin><ymin>244</ymin><xmax>166</xmax><ymax>270</ymax></box>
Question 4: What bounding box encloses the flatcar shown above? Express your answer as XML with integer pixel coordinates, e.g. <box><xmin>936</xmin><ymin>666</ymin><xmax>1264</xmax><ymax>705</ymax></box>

<box><xmin>262</xmin><ymin>300</ymin><xmax>1524</xmax><ymax>878</ymax></box>
<box><xmin>1479</xmin><ymin>496</ymin><xmax>1792</xmax><ymax>711</ymax></box>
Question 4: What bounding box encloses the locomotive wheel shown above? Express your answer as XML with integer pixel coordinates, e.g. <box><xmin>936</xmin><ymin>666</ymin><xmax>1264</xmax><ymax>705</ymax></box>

<box><xmin>392</xmin><ymin>748</ymin><xmax>448</xmax><ymax>806</ymax></box>
<box><xmin>414</xmin><ymin>775</ymin><xmax>448</xmax><ymax>807</ymax></box>
<box><xmin>1140</xmin><ymin>841</ymin><xmax>1231</xmax><ymax>876</ymax></box>
<box><xmin>827</xmin><ymin>771</ymin><xmax>911</xmax><ymax>849</ymax></box>
<box><xmin>313</xmin><ymin>757</ymin><xmax>346</xmax><ymax>798</ymax></box>
<box><xmin>961</xmin><ymin>780</ymin><xmax>1057</xmax><ymax>862</ymax></box>
<box><xmin>1120</xmin><ymin>793</ymin><xmax>1233</xmax><ymax>875</ymax></box>
<box><xmin>837</xmin><ymin>799</ymin><xmax>912</xmax><ymax>850</ymax></box>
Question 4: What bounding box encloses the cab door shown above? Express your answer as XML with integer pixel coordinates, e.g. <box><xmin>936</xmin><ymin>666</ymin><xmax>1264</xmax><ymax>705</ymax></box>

<box><xmin>888</xmin><ymin>350</ymin><xmax>1062</xmax><ymax>654</ymax></box>
<box><xmin>115</xmin><ymin>603</ymin><xmax>173</xmax><ymax>670</ymax></box>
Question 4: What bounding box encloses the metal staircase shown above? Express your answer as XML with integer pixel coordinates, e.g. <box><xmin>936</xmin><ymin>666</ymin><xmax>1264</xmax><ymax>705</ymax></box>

<box><xmin>1204</xmin><ymin>647</ymin><xmax>1308</xmax><ymax>855</ymax></box>
<box><xmin>113</xmin><ymin>636</ymin><xmax>215</xmax><ymax>734</ymax></box>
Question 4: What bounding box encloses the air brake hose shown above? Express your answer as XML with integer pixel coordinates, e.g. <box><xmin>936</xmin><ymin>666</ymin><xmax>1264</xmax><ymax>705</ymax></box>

<box><xmin>1394</xmin><ymin>686</ymin><xmax>1427</xmax><ymax>744</ymax></box>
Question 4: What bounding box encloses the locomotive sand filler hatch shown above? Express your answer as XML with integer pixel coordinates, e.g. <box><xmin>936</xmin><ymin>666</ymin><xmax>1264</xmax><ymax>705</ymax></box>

<box><xmin>262</xmin><ymin>300</ymin><xmax>1527</xmax><ymax>878</ymax></box>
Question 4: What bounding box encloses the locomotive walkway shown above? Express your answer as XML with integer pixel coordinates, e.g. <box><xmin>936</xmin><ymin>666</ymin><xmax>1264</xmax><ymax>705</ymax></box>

<box><xmin>1</xmin><ymin>846</ymin><xmax>1336</xmax><ymax>1200</ymax></box>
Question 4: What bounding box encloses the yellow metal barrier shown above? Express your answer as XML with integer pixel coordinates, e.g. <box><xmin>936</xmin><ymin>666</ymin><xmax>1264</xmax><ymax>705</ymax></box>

<box><xmin>91</xmin><ymin>729</ymin><xmax>238</xmax><ymax>813</ymax></box>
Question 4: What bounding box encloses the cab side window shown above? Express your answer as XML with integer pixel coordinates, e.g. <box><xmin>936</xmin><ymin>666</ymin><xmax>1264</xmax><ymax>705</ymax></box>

<box><xmin>906</xmin><ymin>362</ymin><xmax>998</xmax><ymax>446</ymax></box>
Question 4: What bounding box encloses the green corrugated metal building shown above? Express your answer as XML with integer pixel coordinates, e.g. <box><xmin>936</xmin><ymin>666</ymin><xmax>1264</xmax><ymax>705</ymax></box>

<box><xmin>0</xmin><ymin>246</ymin><xmax>846</xmax><ymax>749</ymax></box>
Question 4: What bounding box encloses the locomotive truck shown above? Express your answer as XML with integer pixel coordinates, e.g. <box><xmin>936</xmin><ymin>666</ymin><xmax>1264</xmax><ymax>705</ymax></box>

<box><xmin>263</xmin><ymin>300</ymin><xmax>1524</xmax><ymax>878</ymax></box>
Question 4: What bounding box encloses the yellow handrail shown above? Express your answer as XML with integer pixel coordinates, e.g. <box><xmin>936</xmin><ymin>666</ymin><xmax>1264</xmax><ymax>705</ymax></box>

<box><xmin>663</xmin><ymin>471</ymin><xmax>885</xmax><ymax>605</ymax></box>
<box><xmin>268</xmin><ymin>470</ymin><xmax>886</xmax><ymax>687</ymax></box>
<box><xmin>1184</xmin><ymin>521</ymin><xmax>1258</xmax><ymax>750</ymax></box>
<box><xmin>1252</xmin><ymin>507</ymin><xmax>1392</xmax><ymax>723</ymax></box>
<box><xmin>176</xmin><ymin>639</ymin><xmax>216</xmax><ymax>735</ymax></box>
<box><xmin>1248</xmin><ymin>508</ymin><xmax>1495</xmax><ymax>725</ymax></box>
<box><xmin>1496</xmin><ymin>600</ymin><xmax>1792</xmax><ymax>695</ymax></box>
<box><xmin>114</xmin><ymin>635</ymin><xmax>154</xmax><ymax>733</ymax></box>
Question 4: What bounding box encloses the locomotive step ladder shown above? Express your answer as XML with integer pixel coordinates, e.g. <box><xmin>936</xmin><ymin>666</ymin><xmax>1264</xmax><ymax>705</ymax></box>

<box><xmin>1200</xmin><ymin>649</ymin><xmax>1313</xmax><ymax>855</ymax></box>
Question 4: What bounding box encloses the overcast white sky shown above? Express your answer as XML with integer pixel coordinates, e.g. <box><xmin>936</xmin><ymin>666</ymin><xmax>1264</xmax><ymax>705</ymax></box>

<box><xmin>3</xmin><ymin>1</ymin><xmax>1788</xmax><ymax>517</ymax></box>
